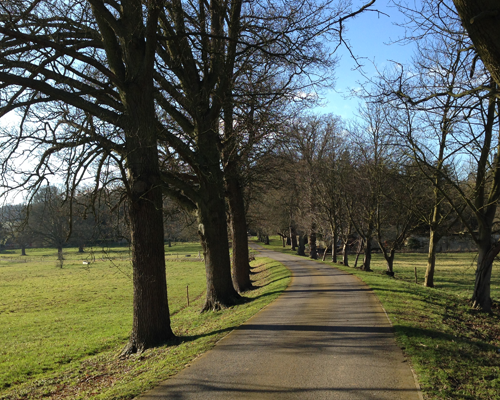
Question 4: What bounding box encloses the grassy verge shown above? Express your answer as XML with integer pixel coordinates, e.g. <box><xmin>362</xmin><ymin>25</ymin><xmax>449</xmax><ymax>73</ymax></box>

<box><xmin>260</xmin><ymin>238</ymin><xmax>500</xmax><ymax>400</ymax></box>
<box><xmin>0</xmin><ymin>245</ymin><xmax>290</xmax><ymax>399</ymax></box>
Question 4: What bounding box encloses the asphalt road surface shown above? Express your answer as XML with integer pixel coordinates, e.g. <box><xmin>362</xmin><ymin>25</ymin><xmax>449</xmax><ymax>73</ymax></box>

<box><xmin>138</xmin><ymin>246</ymin><xmax>422</xmax><ymax>400</ymax></box>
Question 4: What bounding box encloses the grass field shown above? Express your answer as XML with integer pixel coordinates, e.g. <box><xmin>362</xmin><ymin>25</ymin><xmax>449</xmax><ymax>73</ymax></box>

<box><xmin>262</xmin><ymin>238</ymin><xmax>500</xmax><ymax>400</ymax></box>
<box><xmin>0</xmin><ymin>244</ymin><xmax>291</xmax><ymax>399</ymax></box>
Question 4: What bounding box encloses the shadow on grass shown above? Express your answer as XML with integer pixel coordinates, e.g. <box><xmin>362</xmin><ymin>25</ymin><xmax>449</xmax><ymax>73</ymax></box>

<box><xmin>255</xmin><ymin>275</ymin><xmax>288</xmax><ymax>287</ymax></box>
<box><xmin>394</xmin><ymin>324</ymin><xmax>496</xmax><ymax>354</ymax></box>
<box><xmin>179</xmin><ymin>326</ymin><xmax>237</xmax><ymax>343</ymax></box>
<box><xmin>247</xmin><ymin>290</ymin><xmax>285</xmax><ymax>300</ymax></box>
<box><xmin>0</xmin><ymin>250</ymin><xmax>17</xmax><ymax>254</ymax></box>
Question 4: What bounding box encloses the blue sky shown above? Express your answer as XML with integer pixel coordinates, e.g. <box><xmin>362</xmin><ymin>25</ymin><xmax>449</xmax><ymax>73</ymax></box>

<box><xmin>316</xmin><ymin>0</ymin><xmax>417</xmax><ymax>120</ymax></box>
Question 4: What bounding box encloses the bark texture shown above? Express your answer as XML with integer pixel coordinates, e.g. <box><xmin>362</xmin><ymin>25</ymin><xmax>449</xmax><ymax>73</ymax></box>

<box><xmin>197</xmin><ymin>127</ymin><xmax>241</xmax><ymax>311</ymax></box>
<box><xmin>453</xmin><ymin>1</ymin><xmax>500</xmax><ymax>87</ymax></box>
<box><xmin>122</xmin><ymin>87</ymin><xmax>175</xmax><ymax>354</ymax></box>
<box><xmin>120</xmin><ymin>4</ymin><xmax>176</xmax><ymax>351</ymax></box>
<box><xmin>125</xmin><ymin>166</ymin><xmax>174</xmax><ymax>353</ymax></box>
<box><xmin>469</xmin><ymin>91</ymin><xmax>500</xmax><ymax>312</ymax></box>
<box><xmin>473</xmin><ymin>231</ymin><xmax>493</xmax><ymax>311</ymax></box>
<box><xmin>227</xmin><ymin>174</ymin><xmax>253</xmax><ymax>293</ymax></box>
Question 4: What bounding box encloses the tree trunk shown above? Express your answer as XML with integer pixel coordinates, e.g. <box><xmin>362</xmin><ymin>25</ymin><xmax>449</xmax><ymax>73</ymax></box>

<box><xmin>322</xmin><ymin>245</ymin><xmax>328</xmax><ymax>261</ymax></box>
<box><xmin>452</xmin><ymin>1</ymin><xmax>500</xmax><ymax>88</ymax></box>
<box><xmin>472</xmin><ymin>232</ymin><xmax>493</xmax><ymax>311</ymax></box>
<box><xmin>121</xmin><ymin>69</ymin><xmax>175</xmax><ymax>353</ymax></box>
<box><xmin>469</xmin><ymin>92</ymin><xmax>499</xmax><ymax>312</ymax></box>
<box><xmin>297</xmin><ymin>234</ymin><xmax>306</xmax><ymax>256</ymax></box>
<box><xmin>57</xmin><ymin>245</ymin><xmax>63</xmax><ymax>261</ymax></box>
<box><xmin>197</xmin><ymin>128</ymin><xmax>241</xmax><ymax>311</ymax></box>
<box><xmin>342</xmin><ymin>242</ymin><xmax>349</xmax><ymax>266</ymax></box>
<box><xmin>123</xmin><ymin>175</ymin><xmax>174</xmax><ymax>354</ymax></box>
<box><xmin>121</xmin><ymin>119</ymin><xmax>175</xmax><ymax>354</ymax></box>
<box><xmin>332</xmin><ymin>231</ymin><xmax>338</xmax><ymax>263</ymax></box>
<box><xmin>353</xmin><ymin>251</ymin><xmax>361</xmax><ymax>268</ymax></box>
<box><xmin>424</xmin><ymin>229</ymin><xmax>440</xmax><ymax>288</ymax></box>
<box><xmin>353</xmin><ymin>240</ymin><xmax>362</xmax><ymax>268</ymax></box>
<box><xmin>385</xmin><ymin>249</ymin><xmax>395</xmax><ymax>276</ymax></box>
<box><xmin>21</xmin><ymin>245</ymin><xmax>26</xmax><ymax>256</ymax></box>
<box><xmin>226</xmin><ymin>173</ymin><xmax>252</xmax><ymax>293</ymax></box>
<box><xmin>290</xmin><ymin>222</ymin><xmax>297</xmax><ymax>251</ymax></box>
<box><xmin>309</xmin><ymin>227</ymin><xmax>317</xmax><ymax>259</ymax></box>
<box><xmin>361</xmin><ymin>238</ymin><xmax>372</xmax><ymax>271</ymax></box>
<box><xmin>78</xmin><ymin>244</ymin><xmax>84</xmax><ymax>253</ymax></box>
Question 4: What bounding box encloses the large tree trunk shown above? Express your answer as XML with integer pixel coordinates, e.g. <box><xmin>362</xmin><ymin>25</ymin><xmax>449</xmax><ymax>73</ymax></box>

<box><xmin>469</xmin><ymin>91</ymin><xmax>499</xmax><ymax>312</ymax></box>
<box><xmin>121</xmin><ymin>44</ymin><xmax>175</xmax><ymax>352</ymax></box>
<box><xmin>121</xmin><ymin>115</ymin><xmax>175</xmax><ymax>354</ymax></box>
<box><xmin>21</xmin><ymin>245</ymin><xmax>26</xmax><ymax>256</ymax></box>
<box><xmin>226</xmin><ymin>172</ymin><xmax>252</xmax><ymax>293</ymax></box>
<box><xmin>452</xmin><ymin>1</ymin><xmax>500</xmax><ymax>88</ymax></box>
<box><xmin>197</xmin><ymin>127</ymin><xmax>241</xmax><ymax>311</ymax></box>
<box><xmin>124</xmin><ymin>171</ymin><xmax>174</xmax><ymax>354</ymax></box>
<box><xmin>424</xmin><ymin>229</ymin><xmax>440</xmax><ymax>288</ymax></box>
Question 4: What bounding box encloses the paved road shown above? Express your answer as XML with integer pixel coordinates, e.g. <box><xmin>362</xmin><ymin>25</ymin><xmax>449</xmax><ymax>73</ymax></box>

<box><xmin>138</xmin><ymin>246</ymin><xmax>422</xmax><ymax>399</ymax></box>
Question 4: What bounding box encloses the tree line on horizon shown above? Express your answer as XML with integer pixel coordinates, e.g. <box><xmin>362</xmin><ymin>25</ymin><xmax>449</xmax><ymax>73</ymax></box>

<box><xmin>0</xmin><ymin>185</ymin><xmax>198</xmax><ymax>256</ymax></box>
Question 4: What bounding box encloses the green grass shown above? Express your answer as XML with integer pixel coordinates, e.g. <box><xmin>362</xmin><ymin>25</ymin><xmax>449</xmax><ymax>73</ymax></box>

<box><xmin>261</xmin><ymin>237</ymin><xmax>500</xmax><ymax>399</ymax></box>
<box><xmin>0</xmin><ymin>245</ymin><xmax>291</xmax><ymax>399</ymax></box>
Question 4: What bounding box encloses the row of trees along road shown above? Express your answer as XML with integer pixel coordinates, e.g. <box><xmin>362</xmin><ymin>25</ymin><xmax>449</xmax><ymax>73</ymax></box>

<box><xmin>2</xmin><ymin>0</ymin><xmax>500</xmax><ymax>354</ymax></box>
<box><xmin>250</xmin><ymin>0</ymin><xmax>500</xmax><ymax>314</ymax></box>
<box><xmin>0</xmin><ymin>0</ymin><xmax>377</xmax><ymax>354</ymax></box>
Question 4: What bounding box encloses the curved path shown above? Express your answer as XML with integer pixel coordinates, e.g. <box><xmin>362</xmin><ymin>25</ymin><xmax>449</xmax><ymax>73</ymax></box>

<box><xmin>138</xmin><ymin>246</ymin><xmax>422</xmax><ymax>400</ymax></box>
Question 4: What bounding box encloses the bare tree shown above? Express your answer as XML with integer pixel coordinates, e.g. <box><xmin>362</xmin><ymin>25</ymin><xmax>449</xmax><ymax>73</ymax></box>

<box><xmin>0</xmin><ymin>0</ymin><xmax>379</xmax><ymax>347</ymax></box>
<box><xmin>0</xmin><ymin>0</ymin><xmax>173</xmax><ymax>354</ymax></box>
<box><xmin>375</xmin><ymin>0</ymin><xmax>500</xmax><ymax>310</ymax></box>
<box><xmin>368</xmin><ymin>0</ymin><xmax>477</xmax><ymax>286</ymax></box>
<box><xmin>28</xmin><ymin>186</ymin><xmax>70</xmax><ymax>261</ymax></box>
<box><xmin>153</xmin><ymin>0</ymin><xmax>378</xmax><ymax>308</ymax></box>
